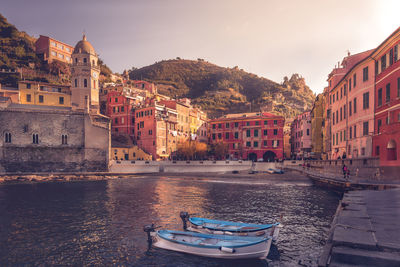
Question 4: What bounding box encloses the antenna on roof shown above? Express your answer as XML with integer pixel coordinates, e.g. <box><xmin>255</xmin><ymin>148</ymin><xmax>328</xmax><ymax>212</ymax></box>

<box><xmin>347</xmin><ymin>50</ymin><xmax>350</xmax><ymax>56</ymax></box>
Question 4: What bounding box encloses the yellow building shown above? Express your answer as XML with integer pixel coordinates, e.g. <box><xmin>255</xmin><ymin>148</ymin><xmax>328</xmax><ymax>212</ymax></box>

<box><xmin>18</xmin><ymin>81</ymin><xmax>71</xmax><ymax>107</ymax></box>
<box><xmin>112</xmin><ymin>145</ymin><xmax>152</xmax><ymax>161</ymax></box>
<box><xmin>310</xmin><ymin>94</ymin><xmax>325</xmax><ymax>159</ymax></box>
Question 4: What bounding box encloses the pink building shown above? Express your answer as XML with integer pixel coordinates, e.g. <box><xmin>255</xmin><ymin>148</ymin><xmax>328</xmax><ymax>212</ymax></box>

<box><xmin>328</xmin><ymin>50</ymin><xmax>375</xmax><ymax>159</ymax></box>
<box><xmin>290</xmin><ymin>111</ymin><xmax>311</xmax><ymax>159</ymax></box>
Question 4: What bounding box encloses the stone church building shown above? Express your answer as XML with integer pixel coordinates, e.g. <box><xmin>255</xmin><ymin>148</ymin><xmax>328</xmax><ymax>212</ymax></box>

<box><xmin>0</xmin><ymin>36</ymin><xmax>111</xmax><ymax>173</ymax></box>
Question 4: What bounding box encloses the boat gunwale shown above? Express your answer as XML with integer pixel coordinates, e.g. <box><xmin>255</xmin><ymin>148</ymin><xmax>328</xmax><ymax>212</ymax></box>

<box><xmin>189</xmin><ymin>217</ymin><xmax>279</xmax><ymax>233</ymax></box>
<box><xmin>156</xmin><ymin>230</ymin><xmax>269</xmax><ymax>249</ymax></box>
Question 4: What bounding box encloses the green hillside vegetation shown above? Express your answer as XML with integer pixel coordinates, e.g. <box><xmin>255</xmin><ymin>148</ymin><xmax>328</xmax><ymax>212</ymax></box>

<box><xmin>129</xmin><ymin>59</ymin><xmax>315</xmax><ymax>118</ymax></box>
<box><xmin>0</xmin><ymin>13</ymin><xmax>39</xmax><ymax>69</ymax></box>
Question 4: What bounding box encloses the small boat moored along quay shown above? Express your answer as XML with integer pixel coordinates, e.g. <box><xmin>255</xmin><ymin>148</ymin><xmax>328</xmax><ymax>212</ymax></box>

<box><xmin>144</xmin><ymin>225</ymin><xmax>273</xmax><ymax>260</ymax></box>
<box><xmin>180</xmin><ymin>212</ymin><xmax>282</xmax><ymax>241</ymax></box>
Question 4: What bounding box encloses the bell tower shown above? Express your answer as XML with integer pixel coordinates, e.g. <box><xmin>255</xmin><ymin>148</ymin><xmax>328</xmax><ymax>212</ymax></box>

<box><xmin>71</xmin><ymin>35</ymin><xmax>100</xmax><ymax>113</ymax></box>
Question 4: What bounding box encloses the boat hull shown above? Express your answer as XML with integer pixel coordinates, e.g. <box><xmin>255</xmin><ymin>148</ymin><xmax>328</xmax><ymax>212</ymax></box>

<box><xmin>153</xmin><ymin>233</ymin><xmax>272</xmax><ymax>259</ymax></box>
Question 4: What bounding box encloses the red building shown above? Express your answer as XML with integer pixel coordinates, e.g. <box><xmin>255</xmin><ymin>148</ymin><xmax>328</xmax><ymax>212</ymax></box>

<box><xmin>106</xmin><ymin>91</ymin><xmax>136</xmax><ymax>139</ymax></box>
<box><xmin>371</xmin><ymin>27</ymin><xmax>400</xmax><ymax>166</ymax></box>
<box><xmin>35</xmin><ymin>35</ymin><xmax>73</xmax><ymax>64</ymax></box>
<box><xmin>208</xmin><ymin>112</ymin><xmax>285</xmax><ymax>161</ymax></box>
<box><xmin>135</xmin><ymin>101</ymin><xmax>178</xmax><ymax>159</ymax></box>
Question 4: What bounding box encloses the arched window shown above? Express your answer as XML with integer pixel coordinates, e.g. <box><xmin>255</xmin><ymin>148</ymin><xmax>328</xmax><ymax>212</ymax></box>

<box><xmin>4</xmin><ymin>132</ymin><xmax>11</xmax><ymax>143</ymax></box>
<box><xmin>83</xmin><ymin>58</ymin><xmax>87</xmax><ymax>64</ymax></box>
<box><xmin>32</xmin><ymin>134</ymin><xmax>39</xmax><ymax>144</ymax></box>
<box><xmin>84</xmin><ymin>79</ymin><xmax>87</xmax><ymax>88</ymax></box>
<box><xmin>387</xmin><ymin>140</ymin><xmax>397</xmax><ymax>161</ymax></box>
<box><xmin>62</xmin><ymin>134</ymin><xmax>68</xmax><ymax>145</ymax></box>
<box><xmin>74</xmin><ymin>79</ymin><xmax>78</xmax><ymax>87</ymax></box>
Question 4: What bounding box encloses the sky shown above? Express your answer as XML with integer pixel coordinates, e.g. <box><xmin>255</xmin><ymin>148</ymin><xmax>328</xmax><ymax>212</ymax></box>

<box><xmin>2</xmin><ymin>0</ymin><xmax>400</xmax><ymax>93</ymax></box>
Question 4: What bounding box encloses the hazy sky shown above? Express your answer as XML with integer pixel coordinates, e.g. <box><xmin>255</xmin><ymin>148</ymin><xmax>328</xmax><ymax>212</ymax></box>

<box><xmin>2</xmin><ymin>0</ymin><xmax>400</xmax><ymax>93</ymax></box>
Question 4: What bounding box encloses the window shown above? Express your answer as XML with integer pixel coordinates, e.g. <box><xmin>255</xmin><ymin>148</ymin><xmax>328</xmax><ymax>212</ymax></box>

<box><xmin>344</xmin><ymin>104</ymin><xmax>347</xmax><ymax>119</ymax></box>
<box><xmin>377</xmin><ymin>119</ymin><xmax>382</xmax><ymax>134</ymax></box>
<box><xmin>363</xmin><ymin>121</ymin><xmax>369</xmax><ymax>136</ymax></box>
<box><xmin>226</xmin><ymin>123</ymin><xmax>229</xmax><ymax>128</ymax></box>
<box><xmin>273</xmin><ymin>129</ymin><xmax>278</xmax><ymax>135</ymax></box>
<box><xmin>254</xmin><ymin>129</ymin><xmax>258</xmax><ymax>137</ymax></box>
<box><xmin>246</xmin><ymin>130</ymin><xmax>251</xmax><ymax>137</ymax></box>
<box><xmin>340</xmin><ymin>131</ymin><xmax>342</xmax><ymax>142</ymax></box>
<box><xmin>234</xmin><ymin>122</ymin><xmax>239</xmax><ymax>127</ymax></box>
<box><xmin>349</xmin><ymin>102</ymin><xmax>352</xmax><ymax>116</ymax></box>
<box><xmin>51</xmin><ymin>51</ymin><xmax>56</xmax><ymax>56</ymax></box>
<box><xmin>376</xmin><ymin>146</ymin><xmax>380</xmax><ymax>156</ymax></box>
<box><xmin>398</xmin><ymin>77</ymin><xmax>400</xmax><ymax>97</ymax></box>
<box><xmin>58</xmin><ymin>97</ymin><xmax>64</xmax><ymax>105</ymax></box>
<box><xmin>246</xmin><ymin>122</ymin><xmax>250</xmax><ymax>126</ymax></box>
<box><xmin>255</xmin><ymin>121</ymin><xmax>259</xmax><ymax>125</ymax></box>
<box><xmin>264</xmin><ymin>129</ymin><xmax>267</xmax><ymax>136</ymax></box>
<box><xmin>121</xmin><ymin>106</ymin><xmax>124</xmax><ymax>112</ymax></box>
<box><xmin>264</xmin><ymin>120</ymin><xmax>268</xmax><ymax>125</ymax></box>
<box><xmin>274</xmin><ymin>120</ymin><xmax>277</xmax><ymax>125</ymax></box>
<box><xmin>121</xmin><ymin>118</ymin><xmax>124</xmax><ymax>124</ymax></box>
<box><xmin>336</xmin><ymin>110</ymin><xmax>338</xmax><ymax>122</ymax></box>
<box><xmin>344</xmin><ymin>84</ymin><xmax>347</xmax><ymax>96</ymax></box>
<box><xmin>4</xmin><ymin>132</ymin><xmax>11</xmax><ymax>143</ymax></box>
<box><xmin>225</xmin><ymin>132</ymin><xmax>229</xmax><ymax>139</ymax></box>
<box><xmin>149</xmin><ymin>130</ymin><xmax>153</xmax><ymax>135</ymax></box>
<box><xmin>254</xmin><ymin>141</ymin><xmax>258</xmax><ymax>147</ymax></box>
<box><xmin>51</xmin><ymin>41</ymin><xmax>56</xmax><ymax>47</ymax></box>
<box><xmin>353</xmin><ymin>98</ymin><xmax>357</xmax><ymax>113</ymax></box>
<box><xmin>26</xmin><ymin>83</ymin><xmax>31</xmax><ymax>89</ymax></box>
<box><xmin>83</xmin><ymin>58</ymin><xmax>87</xmax><ymax>63</ymax></box>
<box><xmin>378</xmin><ymin>88</ymin><xmax>383</xmax><ymax>106</ymax></box>
<box><xmin>386</xmin><ymin>83</ymin><xmax>390</xmax><ymax>103</ymax></box>
<box><xmin>75</xmin><ymin>58</ymin><xmax>78</xmax><ymax>63</ymax></box>
<box><xmin>353</xmin><ymin>73</ymin><xmax>356</xmax><ymax>87</ymax></box>
<box><xmin>32</xmin><ymin>134</ymin><xmax>39</xmax><ymax>144</ymax></box>
<box><xmin>349</xmin><ymin>126</ymin><xmax>352</xmax><ymax>139</ymax></box>
<box><xmin>264</xmin><ymin>140</ymin><xmax>267</xmax><ymax>146</ymax></box>
<box><xmin>395</xmin><ymin>46</ymin><xmax>398</xmax><ymax>62</ymax></box>
<box><xmin>336</xmin><ymin>91</ymin><xmax>338</xmax><ymax>101</ymax></box>
<box><xmin>217</xmin><ymin>123</ymin><xmax>222</xmax><ymax>128</ymax></box>
<box><xmin>62</xmin><ymin>134</ymin><xmax>68</xmax><ymax>145</ymax></box>
<box><xmin>381</xmin><ymin>54</ymin><xmax>386</xmax><ymax>71</ymax></box>
<box><xmin>74</xmin><ymin>79</ymin><xmax>78</xmax><ymax>87</ymax></box>
<box><xmin>212</xmin><ymin>124</ymin><xmax>216</xmax><ymax>129</ymax></box>
<box><xmin>363</xmin><ymin>67</ymin><xmax>368</xmax><ymax>81</ymax></box>
<box><xmin>234</xmin><ymin>132</ymin><xmax>239</xmax><ymax>139</ymax></box>
<box><xmin>336</xmin><ymin>133</ymin><xmax>338</xmax><ymax>145</ymax></box>
<box><xmin>306</xmin><ymin>129</ymin><xmax>309</xmax><ymax>135</ymax></box>
<box><xmin>218</xmin><ymin>133</ymin><xmax>222</xmax><ymax>139</ymax></box>
<box><xmin>246</xmin><ymin>141</ymin><xmax>251</xmax><ymax>147</ymax></box>
<box><xmin>340</xmin><ymin>87</ymin><xmax>343</xmax><ymax>99</ymax></box>
<box><xmin>349</xmin><ymin>78</ymin><xmax>352</xmax><ymax>91</ymax></box>
<box><xmin>354</xmin><ymin>125</ymin><xmax>357</xmax><ymax>138</ymax></box>
<box><xmin>340</xmin><ymin>107</ymin><xmax>342</xmax><ymax>121</ymax></box>
<box><xmin>330</xmin><ymin>95</ymin><xmax>332</xmax><ymax>104</ymax></box>
<box><xmin>26</xmin><ymin>94</ymin><xmax>31</xmax><ymax>102</ymax></box>
<box><xmin>375</xmin><ymin>61</ymin><xmax>379</xmax><ymax>75</ymax></box>
<box><xmin>84</xmin><ymin>79</ymin><xmax>87</xmax><ymax>88</ymax></box>
<box><xmin>390</xmin><ymin>48</ymin><xmax>394</xmax><ymax>66</ymax></box>
<box><xmin>212</xmin><ymin>134</ymin><xmax>216</xmax><ymax>140</ymax></box>
<box><xmin>39</xmin><ymin>95</ymin><xmax>44</xmax><ymax>103</ymax></box>
<box><xmin>115</xmin><ymin>118</ymin><xmax>118</xmax><ymax>124</ymax></box>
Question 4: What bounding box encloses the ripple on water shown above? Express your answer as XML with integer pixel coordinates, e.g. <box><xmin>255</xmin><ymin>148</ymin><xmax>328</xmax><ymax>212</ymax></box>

<box><xmin>0</xmin><ymin>176</ymin><xmax>340</xmax><ymax>266</ymax></box>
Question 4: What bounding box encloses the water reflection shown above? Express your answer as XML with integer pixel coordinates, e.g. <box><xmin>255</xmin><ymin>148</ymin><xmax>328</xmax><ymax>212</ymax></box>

<box><xmin>0</xmin><ymin>176</ymin><xmax>340</xmax><ymax>266</ymax></box>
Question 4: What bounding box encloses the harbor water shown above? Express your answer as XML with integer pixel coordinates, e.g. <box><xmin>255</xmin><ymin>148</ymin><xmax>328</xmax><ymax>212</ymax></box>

<box><xmin>0</xmin><ymin>174</ymin><xmax>340</xmax><ymax>266</ymax></box>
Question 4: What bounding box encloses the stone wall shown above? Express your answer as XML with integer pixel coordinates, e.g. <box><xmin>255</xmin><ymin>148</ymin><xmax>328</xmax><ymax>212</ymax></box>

<box><xmin>0</xmin><ymin>108</ymin><xmax>110</xmax><ymax>173</ymax></box>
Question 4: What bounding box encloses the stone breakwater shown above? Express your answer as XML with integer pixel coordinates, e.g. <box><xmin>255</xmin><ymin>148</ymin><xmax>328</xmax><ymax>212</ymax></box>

<box><xmin>0</xmin><ymin>173</ymin><xmax>136</xmax><ymax>183</ymax></box>
<box><xmin>319</xmin><ymin>189</ymin><xmax>400</xmax><ymax>267</ymax></box>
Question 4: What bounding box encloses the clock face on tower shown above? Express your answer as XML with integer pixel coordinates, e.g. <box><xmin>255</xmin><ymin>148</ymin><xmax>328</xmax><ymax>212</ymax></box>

<box><xmin>92</xmin><ymin>72</ymin><xmax>98</xmax><ymax>79</ymax></box>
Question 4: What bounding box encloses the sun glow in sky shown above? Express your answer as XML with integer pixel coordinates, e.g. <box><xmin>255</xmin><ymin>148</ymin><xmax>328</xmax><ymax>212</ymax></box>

<box><xmin>2</xmin><ymin>0</ymin><xmax>400</xmax><ymax>93</ymax></box>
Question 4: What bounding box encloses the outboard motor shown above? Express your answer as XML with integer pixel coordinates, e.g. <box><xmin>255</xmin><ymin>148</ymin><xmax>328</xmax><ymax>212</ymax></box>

<box><xmin>180</xmin><ymin>211</ymin><xmax>190</xmax><ymax>231</ymax></box>
<box><xmin>143</xmin><ymin>224</ymin><xmax>156</xmax><ymax>251</ymax></box>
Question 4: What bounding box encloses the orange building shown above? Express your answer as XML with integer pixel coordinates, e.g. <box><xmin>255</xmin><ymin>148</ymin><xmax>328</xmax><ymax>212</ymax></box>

<box><xmin>35</xmin><ymin>35</ymin><xmax>73</xmax><ymax>64</ymax></box>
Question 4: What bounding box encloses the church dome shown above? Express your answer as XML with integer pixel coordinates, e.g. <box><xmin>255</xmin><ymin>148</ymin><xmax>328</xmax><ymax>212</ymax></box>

<box><xmin>73</xmin><ymin>35</ymin><xmax>96</xmax><ymax>55</ymax></box>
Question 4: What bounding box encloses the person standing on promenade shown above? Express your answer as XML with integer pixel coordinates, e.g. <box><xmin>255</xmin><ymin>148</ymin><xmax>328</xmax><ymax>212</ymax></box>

<box><xmin>342</xmin><ymin>164</ymin><xmax>348</xmax><ymax>179</ymax></box>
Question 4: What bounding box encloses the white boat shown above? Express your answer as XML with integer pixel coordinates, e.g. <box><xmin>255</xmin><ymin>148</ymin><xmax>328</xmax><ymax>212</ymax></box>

<box><xmin>145</xmin><ymin>227</ymin><xmax>272</xmax><ymax>260</ymax></box>
<box><xmin>267</xmin><ymin>168</ymin><xmax>284</xmax><ymax>174</ymax></box>
<box><xmin>180</xmin><ymin>212</ymin><xmax>282</xmax><ymax>241</ymax></box>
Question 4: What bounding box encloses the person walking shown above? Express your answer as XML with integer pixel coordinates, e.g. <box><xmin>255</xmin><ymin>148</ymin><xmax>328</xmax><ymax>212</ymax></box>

<box><xmin>342</xmin><ymin>164</ymin><xmax>348</xmax><ymax>179</ymax></box>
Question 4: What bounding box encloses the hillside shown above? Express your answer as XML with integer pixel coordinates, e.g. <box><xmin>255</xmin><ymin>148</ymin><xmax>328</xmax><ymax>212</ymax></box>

<box><xmin>129</xmin><ymin>59</ymin><xmax>315</xmax><ymax>118</ymax></box>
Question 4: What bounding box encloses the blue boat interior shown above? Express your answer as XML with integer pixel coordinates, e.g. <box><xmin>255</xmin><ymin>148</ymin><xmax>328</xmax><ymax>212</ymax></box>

<box><xmin>189</xmin><ymin>217</ymin><xmax>279</xmax><ymax>232</ymax></box>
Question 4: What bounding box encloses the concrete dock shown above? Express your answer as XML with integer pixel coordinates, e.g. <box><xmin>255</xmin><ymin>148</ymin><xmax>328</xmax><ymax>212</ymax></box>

<box><xmin>319</xmin><ymin>189</ymin><xmax>400</xmax><ymax>266</ymax></box>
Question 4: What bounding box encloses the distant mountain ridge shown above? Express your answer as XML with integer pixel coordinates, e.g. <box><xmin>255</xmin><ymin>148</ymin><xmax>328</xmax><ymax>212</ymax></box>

<box><xmin>129</xmin><ymin>59</ymin><xmax>315</xmax><ymax>118</ymax></box>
